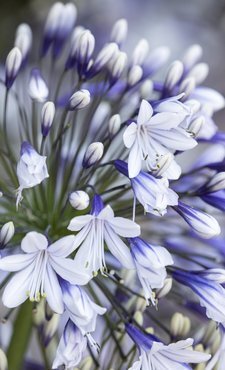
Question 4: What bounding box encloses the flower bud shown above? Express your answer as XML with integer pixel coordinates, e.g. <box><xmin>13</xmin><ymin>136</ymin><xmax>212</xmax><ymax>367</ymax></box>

<box><xmin>43</xmin><ymin>313</ymin><xmax>60</xmax><ymax>346</ymax></box>
<box><xmin>0</xmin><ymin>348</ymin><xmax>7</xmax><ymax>370</ymax></box>
<box><xmin>108</xmin><ymin>114</ymin><xmax>121</xmax><ymax>137</ymax></box>
<box><xmin>0</xmin><ymin>221</ymin><xmax>15</xmax><ymax>247</ymax></box>
<box><xmin>69</xmin><ymin>191</ymin><xmax>90</xmax><ymax>210</ymax></box>
<box><xmin>94</xmin><ymin>43</ymin><xmax>119</xmax><ymax>72</ymax></box>
<box><xmin>14</xmin><ymin>23</ymin><xmax>32</xmax><ymax>62</ymax></box>
<box><xmin>179</xmin><ymin>77</ymin><xmax>196</xmax><ymax>100</ymax></box>
<box><xmin>28</xmin><ymin>68</ymin><xmax>49</xmax><ymax>102</ymax></box>
<box><xmin>153</xmin><ymin>153</ymin><xmax>174</xmax><ymax>178</ymax></box>
<box><xmin>77</xmin><ymin>30</ymin><xmax>95</xmax><ymax>65</ymax></box>
<box><xmin>131</xmin><ymin>38</ymin><xmax>149</xmax><ymax>66</ymax></box>
<box><xmin>182</xmin><ymin>44</ymin><xmax>203</xmax><ymax>71</ymax></box>
<box><xmin>155</xmin><ymin>277</ymin><xmax>172</xmax><ymax>299</ymax></box>
<box><xmin>164</xmin><ymin>60</ymin><xmax>184</xmax><ymax>90</ymax></box>
<box><xmin>110</xmin><ymin>18</ymin><xmax>128</xmax><ymax>45</ymax></box>
<box><xmin>187</xmin><ymin>62</ymin><xmax>209</xmax><ymax>85</ymax></box>
<box><xmin>42</xmin><ymin>2</ymin><xmax>64</xmax><ymax>56</ymax></box>
<box><xmin>140</xmin><ymin>79</ymin><xmax>153</xmax><ymax>99</ymax></box>
<box><xmin>109</xmin><ymin>51</ymin><xmax>127</xmax><ymax>83</ymax></box>
<box><xmin>188</xmin><ymin>116</ymin><xmax>204</xmax><ymax>137</ymax></box>
<box><xmin>127</xmin><ymin>65</ymin><xmax>143</xmax><ymax>86</ymax></box>
<box><xmin>170</xmin><ymin>313</ymin><xmax>184</xmax><ymax>337</ymax></box>
<box><xmin>5</xmin><ymin>47</ymin><xmax>22</xmax><ymax>89</ymax></box>
<box><xmin>82</xmin><ymin>142</ymin><xmax>104</xmax><ymax>168</ymax></box>
<box><xmin>41</xmin><ymin>101</ymin><xmax>55</xmax><ymax>137</ymax></box>
<box><xmin>205</xmin><ymin>172</ymin><xmax>225</xmax><ymax>193</ymax></box>
<box><xmin>69</xmin><ymin>89</ymin><xmax>91</xmax><ymax>110</ymax></box>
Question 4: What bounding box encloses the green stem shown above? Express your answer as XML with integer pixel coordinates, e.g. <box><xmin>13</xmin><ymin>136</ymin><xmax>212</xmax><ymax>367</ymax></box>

<box><xmin>7</xmin><ymin>301</ymin><xmax>33</xmax><ymax>370</ymax></box>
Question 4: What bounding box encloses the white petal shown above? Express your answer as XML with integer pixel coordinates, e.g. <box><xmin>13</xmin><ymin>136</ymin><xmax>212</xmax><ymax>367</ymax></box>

<box><xmin>104</xmin><ymin>225</ymin><xmax>134</xmax><ymax>269</ymax></box>
<box><xmin>107</xmin><ymin>217</ymin><xmax>140</xmax><ymax>238</ymax></box>
<box><xmin>48</xmin><ymin>235</ymin><xmax>76</xmax><ymax>257</ymax></box>
<box><xmin>191</xmin><ymin>87</ymin><xmax>225</xmax><ymax>111</ymax></box>
<box><xmin>98</xmin><ymin>205</ymin><xmax>114</xmax><ymax>220</ymax></box>
<box><xmin>2</xmin><ymin>264</ymin><xmax>34</xmax><ymax>307</ymax></box>
<box><xmin>21</xmin><ymin>231</ymin><xmax>48</xmax><ymax>252</ymax></box>
<box><xmin>67</xmin><ymin>215</ymin><xmax>93</xmax><ymax>231</ymax></box>
<box><xmin>49</xmin><ymin>256</ymin><xmax>90</xmax><ymax>285</ymax></box>
<box><xmin>44</xmin><ymin>264</ymin><xmax>64</xmax><ymax>314</ymax></box>
<box><xmin>137</xmin><ymin>100</ymin><xmax>153</xmax><ymax>125</ymax></box>
<box><xmin>149</xmin><ymin>112</ymin><xmax>185</xmax><ymax>129</ymax></box>
<box><xmin>0</xmin><ymin>254</ymin><xmax>35</xmax><ymax>272</ymax></box>
<box><xmin>128</xmin><ymin>140</ymin><xmax>142</xmax><ymax>178</ymax></box>
<box><xmin>123</xmin><ymin>122</ymin><xmax>138</xmax><ymax>148</ymax></box>
<box><xmin>151</xmin><ymin>128</ymin><xmax>197</xmax><ymax>151</ymax></box>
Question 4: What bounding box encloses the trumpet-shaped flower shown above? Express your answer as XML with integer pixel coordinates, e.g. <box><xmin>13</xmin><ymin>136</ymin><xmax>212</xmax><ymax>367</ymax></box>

<box><xmin>126</xmin><ymin>324</ymin><xmax>211</xmax><ymax>370</ymax></box>
<box><xmin>0</xmin><ymin>232</ymin><xmax>89</xmax><ymax>313</ymax></box>
<box><xmin>68</xmin><ymin>194</ymin><xmax>140</xmax><ymax>273</ymax></box>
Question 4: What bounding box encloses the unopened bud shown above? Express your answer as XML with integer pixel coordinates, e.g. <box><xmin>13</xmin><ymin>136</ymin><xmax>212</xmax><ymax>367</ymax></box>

<box><xmin>164</xmin><ymin>60</ymin><xmax>184</xmax><ymax>90</ymax></box>
<box><xmin>69</xmin><ymin>190</ymin><xmax>90</xmax><ymax>210</ymax></box>
<box><xmin>0</xmin><ymin>348</ymin><xmax>7</xmax><ymax>370</ymax></box>
<box><xmin>28</xmin><ymin>68</ymin><xmax>49</xmax><ymax>102</ymax></box>
<box><xmin>182</xmin><ymin>44</ymin><xmax>203</xmax><ymax>71</ymax></box>
<box><xmin>5</xmin><ymin>47</ymin><xmax>22</xmax><ymax>89</ymax></box>
<box><xmin>128</xmin><ymin>65</ymin><xmax>143</xmax><ymax>86</ymax></box>
<box><xmin>155</xmin><ymin>277</ymin><xmax>172</xmax><ymax>299</ymax></box>
<box><xmin>188</xmin><ymin>116</ymin><xmax>204</xmax><ymax>137</ymax></box>
<box><xmin>77</xmin><ymin>30</ymin><xmax>95</xmax><ymax>65</ymax></box>
<box><xmin>82</xmin><ymin>142</ymin><xmax>104</xmax><ymax>168</ymax></box>
<box><xmin>205</xmin><ymin>172</ymin><xmax>225</xmax><ymax>193</ymax></box>
<box><xmin>0</xmin><ymin>222</ymin><xmax>15</xmax><ymax>247</ymax></box>
<box><xmin>43</xmin><ymin>313</ymin><xmax>60</xmax><ymax>346</ymax></box>
<box><xmin>110</xmin><ymin>18</ymin><xmax>128</xmax><ymax>45</ymax></box>
<box><xmin>187</xmin><ymin>63</ymin><xmax>209</xmax><ymax>85</ymax></box>
<box><xmin>131</xmin><ymin>39</ymin><xmax>149</xmax><ymax>66</ymax></box>
<box><xmin>94</xmin><ymin>43</ymin><xmax>119</xmax><ymax>72</ymax></box>
<box><xmin>140</xmin><ymin>79</ymin><xmax>153</xmax><ymax>99</ymax></box>
<box><xmin>170</xmin><ymin>312</ymin><xmax>190</xmax><ymax>337</ymax></box>
<box><xmin>108</xmin><ymin>114</ymin><xmax>121</xmax><ymax>137</ymax></box>
<box><xmin>41</xmin><ymin>101</ymin><xmax>55</xmax><ymax>137</ymax></box>
<box><xmin>109</xmin><ymin>51</ymin><xmax>127</xmax><ymax>82</ymax></box>
<box><xmin>179</xmin><ymin>77</ymin><xmax>196</xmax><ymax>101</ymax></box>
<box><xmin>182</xmin><ymin>317</ymin><xmax>191</xmax><ymax>336</ymax></box>
<box><xmin>69</xmin><ymin>89</ymin><xmax>91</xmax><ymax>110</ymax></box>
<box><xmin>14</xmin><ymin>23</ymin><xmax>32</xmax><ymax>62</ymax></box>
<box><xmin>133</xmin><ymin>311</ymin><xmax>143</xmax><ymax>326</ymax></box>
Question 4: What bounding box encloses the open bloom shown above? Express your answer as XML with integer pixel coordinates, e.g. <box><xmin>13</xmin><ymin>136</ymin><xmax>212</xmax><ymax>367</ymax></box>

<box><xmin>115</xmin><ymin>160</ymin><xmax>178</xmax><ymax>216</ymax></box>
<box><xmin>123</xmin><ymin>99</ymin><xmax>196</xmax><ymax>178</ymax></box>
<box><xmin>68</xmin><ymin>194</ymin><xmax>140</xmax><ymax>273</ymax></box>
<box><xmin>0</xmin><ymin>232</ymin><xmax>89</xmax><ymax>313</ymax></box>
<box><xmin>129</xmin><ymin>237</ymin><xmax>173</xmax><ymax>304</ymax></box>
<box><xmin>52</xmin><ymin>320</ymin><xmax>87</xmax><ymax>370</ymax></box>
<box><xmin>126</xmin><ymin>324</ymin><xmax>211</xmax><ymax>370</ymax></box>
<box><xmin>16</xmin><ymin>142</ymin><xmax>49</xmax><ymax>207</ymax></box>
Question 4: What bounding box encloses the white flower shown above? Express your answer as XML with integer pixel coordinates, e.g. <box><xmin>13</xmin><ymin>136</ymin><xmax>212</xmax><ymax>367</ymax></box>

<box><xmin>28</xmin><ymin>68</ymin><xmax>49</xmax><ymax>102</ymax></box>
<box><xmin>0</xmin><ymin>232</ymin><xmax>89</xmax><ymax>313</ymax></box>
<box><xmin>129</xmin><ymin>237</ymin><xmax>173</xmax><ymax>304</ymax></box>
<box><xmin>52</xmin><ymin>320</ymin><xmax>87</xmax><ymax>369</ymax></box>
<box><xmin>123</xmin><ymin>99</ymin><xmax>196</xmax><ymax>178</ymax></box>
<box><xmin>16</xmin><ymin>141</ymin><xmax>49</xmax><ymax>207</ymax></box>
<box><xmin>68</xmin><ymin>194</ymin><xmax>140</xmax><ymax>273</ymax></box>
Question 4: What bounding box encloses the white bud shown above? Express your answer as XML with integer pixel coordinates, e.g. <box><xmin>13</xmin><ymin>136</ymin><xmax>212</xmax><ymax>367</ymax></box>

<box><xmin>108</xmin><ymin>114</ymin><xmax>121</xmax><ymax>137</ymax></box>
<box><xmin>5</xmin><ymin>47</ymin><xmax>22</xmax><ymax>89</ymax></box>
<box><xmin>164</xmin><ymin>60</ymin><xmax>184</xmax><ymax>90</ymax></box>
<box><xmin>0</xmin><ymin>221</ymin><xmax>15</xmax><ymax>247</ymax></box>
<box><xmin>41</xmin><ymin>101</ymin><xmax>55</xmax><ymax>137</ymax></box>
<box><xmin>179</xmin><ymin>77</ymin><xmax>196</xmax><ymax>100</ymax></box>
<box><xmin>182</xmin><ymin>44</ymin><xmax>203</xmax><ymax>71</ymax></box>
<box><xmin>185</xmin><ymin>99</ymin><xmax>201</xmax><ymax>115</ymax></box>
<box><xmin>83</xmin><ymin>142</ymin><xmax>104</xmax><ymax>168</ymax></box>
<box><xmin>170</xmin><ymin>313</ymin><xmax>184</xmax><ymax>337</ymax></box>
<box><xmin>128</xmin><ymin>65</ymin><xmax>143</xmax><ymax>86</ymax></box>
<box><xmin>182</xmin><ymin>317</ymin><xmax>191</xmax><ymax>336</ymax></box>
<box><xmin>95</xmin><ymin>43</ymin><xmax>119</xmax><ymax>71</ymax></box>
<box><xmin>188</xmin><ymin>116</ymin><xmax>205</xmax><ymax>137</ymax></box>
<box><xmin>110</xmin><ymin>18</ymin><xmax>128</xmax><ymax>45</ymax></box>
<box><xmin>77</xmin><ymin>30</ymin><xmax>95</xmax><ymax>63</ymax></box>
<box><xmin>131</xmin><ymin>38</ymin><xmax>149</xmax><ymax>66</ymax></box>
<box><xmin>14</xmin><ymin>23</ymin><xmax>32</xmax><ymax>61</ymax></box>
<box><xmin>155</xmin><ymin>277</ymin><xmax>172</xmax><ymax>299</ymax></box>
<box><xmin>109</xmin><ymin>51</ymin><xmax>127</xmax><ymax>81</ymax></box>
<box><xmin>0</xmin><ymin>348</ymin><xmax>7</xmax><ymax>370</ymax></box>
<box><xmin>140</xmin><ymin>79</ymin><xmax>153</xmax><ymax>99</ymax></box>
<box><xmin>43</xmin><ymin>313</ymin><xmax>60</xmax><ymax>346</ymax></box>
<box><xmin>205</xmin><ymin>172</ymin><xmax>225</xmax><ymax>193</ymax></box>
<box><xmin>44</xmin><ymin>2</ymin><xmax>64</xmax><ymax>38</ymax></box>
<box><xmin>69</xmin><ymin>89</ymin><xmax>91</xmax><ymax>110</ymax></box>
<box><xmin>69</xmin><ymin>190</ymin><xmax>90</xmax><ymax>210</ymax></box>
<box><xmin>187</xmin><ymin>63</ymin><xmax>209</xmax><ymax>85</ymax></box>
<box><xmin>28</xmin><ymin>69</ymin><xmax>49</xmax><ymax>102</ymax></box>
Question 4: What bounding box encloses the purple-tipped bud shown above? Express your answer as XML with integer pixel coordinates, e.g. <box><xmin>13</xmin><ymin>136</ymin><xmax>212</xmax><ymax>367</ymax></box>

<box><xmin>108</xmin><ymin>114</ymin><xmax>121</xmax><ymax>137</ymax></box>
<box><xmin>109</xmin><ymin>51</ymin><xmax>127</xmax><ymax>83</ymax></box>
<box><xmin>69</xmin><ymin>191</ymin><xmax>90</xmax><ymax>210</ymax></box>
<box><xmin>0</xmin><ymin>221</ymin><xmax>15</xmax><ymax>248</ymax></box>
<box><xmin>41</xmin><ymin>101</ymin><xmax>55</xmax><ymax>137</ymax></box>
<box><xmin>204</xmin><ymin>172</ymin><xmax>225</xmax><ymax>193</ymax></box>
<box><xmin>5</xmin><ymin>47</ymin><xmax>22</xmax><ymax>89</ymax></box>
<box><xmin>14</xmin><ymin>23</ymin><xmax>32</xmax><ymax>63</ymax></box>
<box><xmin>82</xmin><ymin>142</ymin><xmax>104</xmax><ymax>168</ymax></box>
<box><xmin>110</xmin><ymin>18</ymin><xmax>128</xmax><ymax>46</ymax></box>
<box><xmin>69</xmin><ymin>89</ymin><xmax>90</xmax><ymax>110</ymax></box>
<box><xmin>41</xmin><ymin>2</ymin><xmax>64</xmax><ymax>56</ymax></box>
<box><xmin>77</xmin><ymin>30</ymin><xmax>95</xmax><ymax>65</ymax></box>
<box><xmin>28</xmin><ymin>68</ymin><xmax>49</xmax><ymax>102</ymax></box>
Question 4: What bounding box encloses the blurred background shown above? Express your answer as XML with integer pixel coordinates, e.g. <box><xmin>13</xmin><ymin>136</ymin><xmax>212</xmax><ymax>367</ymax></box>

<box><xmin>1</xmin><ymin>0</ymin><xmax>225</xmax><ymax>124</ymax></box>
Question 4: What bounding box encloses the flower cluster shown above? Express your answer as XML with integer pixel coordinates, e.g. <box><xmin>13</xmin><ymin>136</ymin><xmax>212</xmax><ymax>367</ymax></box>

<box><xmin>0</xmin><ymin>2</ymin><xmax>225</xmax><ymax>369</ymax></box>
